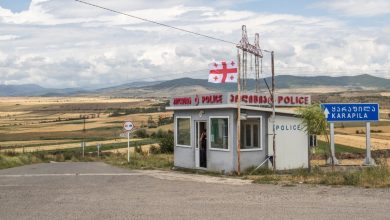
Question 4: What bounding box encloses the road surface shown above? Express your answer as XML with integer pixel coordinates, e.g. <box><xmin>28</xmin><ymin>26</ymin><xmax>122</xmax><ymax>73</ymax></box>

<box><xmin>1</xmin><ymin>162</ymin><xmax>389</xmax><ymax>220</ymax></box>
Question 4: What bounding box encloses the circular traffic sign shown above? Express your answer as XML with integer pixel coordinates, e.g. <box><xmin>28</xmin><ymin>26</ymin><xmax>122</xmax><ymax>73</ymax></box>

<box><xmin>123</xmin><ymin>121</ymin><xmax>134</xmax><ymax>131</ymax></box>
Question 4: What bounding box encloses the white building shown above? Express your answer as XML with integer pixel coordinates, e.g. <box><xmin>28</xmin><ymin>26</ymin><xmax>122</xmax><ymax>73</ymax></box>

<box><xmin>167</xmin><ymin>92</ymin><xmax>310</xmax><ymax>173</ymax></box>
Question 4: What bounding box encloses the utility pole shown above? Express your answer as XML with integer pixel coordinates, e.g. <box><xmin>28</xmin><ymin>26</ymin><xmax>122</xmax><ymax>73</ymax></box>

<box><xmin>236</xmin><ymin>49</ymin><xmax>241</xmax><ymax>175</ymax></box>
<box><xmin>271</xmin><ymin>51</ymin><xmax>276</xmax><ymax>171</ymax></box>
<box><xmin>82</xmin><ymin>115</ymin><xmax>86</xmax><ymax>158</ymax></box>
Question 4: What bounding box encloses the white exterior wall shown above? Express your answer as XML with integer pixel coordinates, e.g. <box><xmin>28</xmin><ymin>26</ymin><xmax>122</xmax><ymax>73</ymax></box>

<box><xmin>173</xmin><ymin>109</ymin><xmax>235</xmax><ymax>173</ymax></box>
<box><xmin>268</xmin><ymin>115</ymin><xmax>309</xmax><ymax>170</ymax></box>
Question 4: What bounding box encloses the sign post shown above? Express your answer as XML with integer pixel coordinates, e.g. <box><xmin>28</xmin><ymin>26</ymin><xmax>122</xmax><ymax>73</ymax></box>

<box><xmin>97</xmin><ymin>144</ymin><xmax>101</xmax><ymax>158</ymax></box>
<box><xmin>321</xmin><ymin>103</ymin><xmax>379</xmax><ymax>166</ymax></box>
<box><xmin>123</xmin><ymin>121</ymin><xmax>134</xmax><ymax>163</ymax></box>
<box><xmin>364</xmin><ymin>122</ymin><xmax>375</xmax><ymax>165</ymax></box>
<box><xmin>328</xmin><ymin>123</ymin><xmax>339</xmax><ymax>165</ymax></box>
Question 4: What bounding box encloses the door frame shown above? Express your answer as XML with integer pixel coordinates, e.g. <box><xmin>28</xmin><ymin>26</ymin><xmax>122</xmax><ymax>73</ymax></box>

<box><xmin>195</xmin><ymin>120</ymin><xmax>207</xmax><ymax>168</ymax></box>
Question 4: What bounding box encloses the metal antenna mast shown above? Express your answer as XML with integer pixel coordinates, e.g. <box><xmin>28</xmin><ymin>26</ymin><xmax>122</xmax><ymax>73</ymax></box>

<box><xmin>236</xmin><ymin>25</ymin><xmax>263</xmax><ymax>175</ymax></box>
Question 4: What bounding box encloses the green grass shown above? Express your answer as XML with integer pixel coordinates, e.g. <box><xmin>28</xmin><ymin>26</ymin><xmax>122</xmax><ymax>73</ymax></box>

<box><xmin>0</xmin><ymin>151</ymin><xmax>99</xmax><ymax>169</ymax></box>
<box><xmin>0</xmin><ymin>140</ymin><xmax>81</xmax><ymax>149</ymax></box>
<box><xmin>314</xmin><ymin>140</ymin><xmax>365</xmax><ymax>156</ymax></box>
<box><xmin>104</xmin><ymin>153</ymin><xmax>173</xmax><ymax>170</ymax></box>
<box><xmin>40</xmin><ymin>138</ymin><xmax>158</xmax><ymax>155</ymax></box>
<box><xmin>56</xmin><ymin>120</ymin><xmax>93</xmax><ymax>125</ymax></box>
<box><xmin>249</xmin><ymin>162</ymin><xmax>390</xmax><ymax>188</ymax></box>
<box><xmin>334</xmin><ymin>121</ymin><xmax>390</xmax><ymax>128</ymax></box>
<box><xmin>0</xmin><ymin>138</ymin><xmax>158</xmax><ymax>150</ymax></box>
<box><xmin>0</xmin><ymin>153</ymin><xmax>44</xmax><ymax>169</ymax></box>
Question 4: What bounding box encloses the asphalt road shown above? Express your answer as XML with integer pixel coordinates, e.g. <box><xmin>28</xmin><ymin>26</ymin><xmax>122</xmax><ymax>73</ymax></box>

<box><xmin>1</xmin><ymin>162</ymin><xmax>390</xmax><ymax>220</ymax></box>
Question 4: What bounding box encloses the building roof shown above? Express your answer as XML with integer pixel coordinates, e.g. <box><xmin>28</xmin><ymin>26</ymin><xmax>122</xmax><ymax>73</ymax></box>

<box><xmin>166</xmin><ymin>104</ymin><xmax>298</xmax><ymax>116</ymax></box>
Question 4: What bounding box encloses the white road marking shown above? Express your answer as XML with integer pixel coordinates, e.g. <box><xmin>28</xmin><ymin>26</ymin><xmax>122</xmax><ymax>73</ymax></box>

<box><xmin>0</xmin><ymin>173</ymin><xmax>142</xmax><ymax>177</ymax></box>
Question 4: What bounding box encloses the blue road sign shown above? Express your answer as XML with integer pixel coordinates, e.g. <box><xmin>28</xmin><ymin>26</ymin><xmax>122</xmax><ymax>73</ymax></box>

<box><xmin>321</xmin><ymin>103</ymin><xmax>379</xmax><ymax>122</ymax></box>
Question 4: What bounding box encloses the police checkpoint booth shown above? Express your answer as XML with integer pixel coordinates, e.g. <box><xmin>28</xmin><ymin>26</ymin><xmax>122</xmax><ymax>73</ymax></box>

<box><xmin>166</xmin><ymin>92</ymin><xmax>311</xmax><ymax>173</ymax></box>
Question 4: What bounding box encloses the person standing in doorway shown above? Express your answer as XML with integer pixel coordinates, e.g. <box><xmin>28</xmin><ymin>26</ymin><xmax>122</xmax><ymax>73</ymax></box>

<box><xmin>200</xmin><ymin>128</ymin><xmax>207</xmax><ymax>168</ymax></box>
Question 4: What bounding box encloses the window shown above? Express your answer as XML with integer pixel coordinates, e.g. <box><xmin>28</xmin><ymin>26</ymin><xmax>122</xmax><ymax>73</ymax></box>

<box><xmin>240</xmin><ymin>118</ymin><xmax>262</xmax><ymax>150</ymax></box>
<box><xmin>210</xmin><ymin>117</ymin><xmax>229</xmax><ymax>150</ymax></box>
<box><xmin>176</xmin><ymin>117</ymin><xmax>191</xmax><ymax>146</ymax></box>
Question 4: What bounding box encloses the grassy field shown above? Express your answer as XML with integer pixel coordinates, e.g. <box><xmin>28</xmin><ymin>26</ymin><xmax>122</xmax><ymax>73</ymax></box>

<box><xmin>0</xmin><ymin>97</ymin><xmax>172</xmax><ymax>153</ymax></box>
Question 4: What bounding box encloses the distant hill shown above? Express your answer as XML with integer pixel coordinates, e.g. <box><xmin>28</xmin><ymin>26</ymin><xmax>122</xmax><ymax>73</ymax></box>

<box><xmin>1</xmin><ymin>74</ymin><xmax>389</xmax><ymax>97</ymax></box>
<box><xmin>0</xmin><ymin>84</ymin><xmax>85</xmax><ymax>96</ymax></box>
<box><xmin>273</xmin><ymin>74</ymin><xmax>390</xmax><ymax>89</ymax></box>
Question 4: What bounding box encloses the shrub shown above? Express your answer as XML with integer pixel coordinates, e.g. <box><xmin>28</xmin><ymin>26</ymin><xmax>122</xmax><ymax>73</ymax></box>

<box><xmin>159</xmin><ymin>131</ymin><xmax>174</xmax><ymax>153</ymax></box>
<box><xmin>135</xmin><ymin>145</ymin><xmax>143</xmax><ymax>154</ymax></box>
<box><xmin>63</xmin><ymin>152</ymin><xmax>73</xmax><ymax>160</ymax></box>
<box><xmin>134</xmin><ymin>129</ymin><xmax>149</xmax><ymax>138</ymax></box>
<box><xmin>149</xmin><ymin>145</ymin><xmax>160</xmax><ymax>154</ymax></box>
<box><xmin>343</xmin><ymin>172</ymin><xmax>360</xmax><ymax>185</ymax></box>
<box><xmin>156</xmin><ymin>129</ymin><xmax>166</xmax><ymax>138</ymax></box>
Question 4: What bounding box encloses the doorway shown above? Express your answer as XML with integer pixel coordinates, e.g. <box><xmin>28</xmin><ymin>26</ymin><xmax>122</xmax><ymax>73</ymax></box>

<box><xmin>195</xmin><ymin>121</ymin><xmax>207</xmax><ymax>168</ymax></box>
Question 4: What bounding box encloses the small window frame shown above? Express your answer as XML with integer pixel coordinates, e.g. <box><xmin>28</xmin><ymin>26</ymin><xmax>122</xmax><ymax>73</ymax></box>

<box><xmin>209</xmin><ymin>116</ymin><xmax>230</xmax><ymax>152</ymax></box>
<box><xmin>175</xmin><ymin>116</ymin><xmax>192</xmax><ymax>148</ymax></box>
<box><xmin>240</xmin><ymin>116</ymin><xmax>263</xmax><ymax>152</ymax></box>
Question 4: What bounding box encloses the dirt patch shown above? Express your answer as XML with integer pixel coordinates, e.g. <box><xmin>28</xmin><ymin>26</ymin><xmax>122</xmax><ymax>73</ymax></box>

<box><xmin>138</xmin><ymin>170</ymin><xmax>252</xmax><ymax>185</ymax></box>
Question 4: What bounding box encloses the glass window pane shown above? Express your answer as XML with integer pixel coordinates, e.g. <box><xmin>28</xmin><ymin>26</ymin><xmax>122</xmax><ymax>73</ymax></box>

<box><xmin>245</xmin><ymin>124</ymin><xmax>251</xmax><ymax>147</ymax></box>
<box><xmin>240</xmin><ymin>122</ymin><xmax>245</xmax><ymax>148</ymax></box>
<box><xmin>253</xmin><ymin>124</ymin><xmax>259</xmax><ymax>147</ymax></box>
<box><xmin>177</xmin><ymin>118</ymin><xmax>190</xmax><ymax>146</ymax></box>
<box><xmin>240</xmin><ymin>119</ymin><xmax>261</xmax><ymax>149</ymax></box>
<box><xmin>210</xmin><ymin>118</ymin><xmax>229</xmax><ymax>149</ymax></box>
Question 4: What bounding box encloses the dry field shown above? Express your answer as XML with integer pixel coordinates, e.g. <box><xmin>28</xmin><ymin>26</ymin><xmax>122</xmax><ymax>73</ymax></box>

<box><xmin>103</xmin><ymin>143</ymin><xmax>159</xmax><ymax>154</ymax></box>
<box><xmin>0</xmin><ymin>95</ymin><xmax>388</xmax><ymax>156</ymax></box>
<box><xmin>0</xmin><ymin>138</ymin><xmax>144</xmax><ymax>153</ymax></box>
<box><xmin>278</xmin><ymin>86</ymin><xmax>350</xmax><ymax>94</ymax></box>
<box><xmin>0</xmin><ymin>96</ymin><xmax>172</xmax><ymax>151</ymax></box>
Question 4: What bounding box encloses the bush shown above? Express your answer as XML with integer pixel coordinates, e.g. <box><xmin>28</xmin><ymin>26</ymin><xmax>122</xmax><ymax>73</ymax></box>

<box><xmin>156</xmin><ymin>129</ymin><xmax>166</xmax><ymax>138</ymax></box>
<box><xmin>135</xmin><ymin>145</ymin><xmax>143</xmax><ymax>154</ymax></box>
<box><xmin>149</xmin><ymin>145</ymin><xmax>160</xmax><ymax>154</ymax></box>
<box><xmin>343</xmin><ymin>172</ymin><xmax>360</xmax><ymax>185</ymax></box>
<box><xmin>134</xmin><ymin>129</ymin><xmax>149</xmax><ymax>138</ymax></box>
<box><xmin>159</xmin><ymin>130</ymin><xmax>174</xmax><ymax>154</ymax></box>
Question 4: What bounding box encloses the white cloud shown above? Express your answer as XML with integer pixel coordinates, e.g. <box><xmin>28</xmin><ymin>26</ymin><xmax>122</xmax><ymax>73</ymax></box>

<box><xmin>0</xmin><ymin>0</ymin><xmax>389</xmax><ymax>88</ymax></box>
<box><xmin>314</xmin><ymin>0</ymin><xmax>390</xmax><ymax>17</ymax></box>
<box><xmin>0</xmin><ymin>34</ymin><xmax>19</xmax><ymax>41</ymax></box>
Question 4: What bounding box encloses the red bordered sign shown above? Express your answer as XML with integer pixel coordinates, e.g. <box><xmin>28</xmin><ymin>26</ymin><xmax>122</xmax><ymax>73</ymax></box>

<box><xmin>123</xmin><ymin>121</ymin><xmax>134</xmax><ymax>131</ymax></box>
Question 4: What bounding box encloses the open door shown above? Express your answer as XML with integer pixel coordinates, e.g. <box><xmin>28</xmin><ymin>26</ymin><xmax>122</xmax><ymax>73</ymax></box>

<box><xmin>195</xmin><ymin>122</ymin><xmax>200</xmax><ymax>168</ymax></box>
<box><xmin>195</xmin><ymin>121</ymin><xmax>207</xmax><ymax>168</ymax></box>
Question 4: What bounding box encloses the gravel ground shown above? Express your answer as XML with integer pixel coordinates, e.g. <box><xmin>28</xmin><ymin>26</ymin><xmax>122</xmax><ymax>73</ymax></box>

<box><xmin>1</xmin><ymin>162</ymin><xmax>390</xmax><ymax>220</ymax></box>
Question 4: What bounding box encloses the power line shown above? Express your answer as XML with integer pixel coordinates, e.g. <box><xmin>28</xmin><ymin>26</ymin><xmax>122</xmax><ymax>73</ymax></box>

<box><xmin>75</xmin><ymin>0</ymin><xmax>237</xmax><ymax>45</ymax></box>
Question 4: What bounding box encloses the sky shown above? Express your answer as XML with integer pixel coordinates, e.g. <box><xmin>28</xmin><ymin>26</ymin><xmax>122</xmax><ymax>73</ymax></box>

<box><xmin>0</xmin><ymin>0</ymin><xmax>389</xmax><ymax>88</ymax></box>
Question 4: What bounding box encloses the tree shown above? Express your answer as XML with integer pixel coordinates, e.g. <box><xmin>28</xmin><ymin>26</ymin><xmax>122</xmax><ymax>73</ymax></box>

<box><xmin>298</xmin><ymin>104</ymin><xmax>333</xmax><ymax>170</ymax></box>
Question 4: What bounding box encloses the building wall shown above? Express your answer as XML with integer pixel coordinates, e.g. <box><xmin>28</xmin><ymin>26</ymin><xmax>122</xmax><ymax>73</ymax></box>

<box><xmin>173</xmin><ymin>108</ymin><xmax>307</xmax><ymax>172</ymax></box>
<box><xmin>173</xmin><ymin>109</ymin><xmax>235</xmax><ymax>172</ymax></box>
<box><xmin>268</xmin><ymin>115</ymin><xmax>309</xmax><ymax>170</ymax></box>
<box><xmin>232</xmin><ymin>110</ymin><xmax>269</xmax><ymax>171</ymax></box>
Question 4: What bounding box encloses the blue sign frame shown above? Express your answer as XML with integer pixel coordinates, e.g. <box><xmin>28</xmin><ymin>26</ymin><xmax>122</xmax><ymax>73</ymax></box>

<box><xmin>321</xmin><ymin>103</ymin><xmax>379</xmax><ymax>122</ymax></box>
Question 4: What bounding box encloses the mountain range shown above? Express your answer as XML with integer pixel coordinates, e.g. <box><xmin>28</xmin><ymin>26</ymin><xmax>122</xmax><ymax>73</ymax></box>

<box><xmin>1</xmin><ymin>74</ymin><xmax>389</xmax><ymax>97</ymax></box>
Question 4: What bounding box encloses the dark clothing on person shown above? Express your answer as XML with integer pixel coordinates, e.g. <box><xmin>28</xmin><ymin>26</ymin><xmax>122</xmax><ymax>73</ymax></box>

<box><xmin>200</xmin><ymin>131</ymin><xmax>207</xmax><ymax>168</ymax></box>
